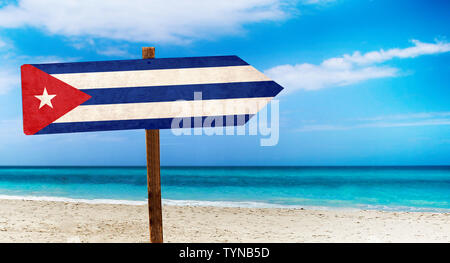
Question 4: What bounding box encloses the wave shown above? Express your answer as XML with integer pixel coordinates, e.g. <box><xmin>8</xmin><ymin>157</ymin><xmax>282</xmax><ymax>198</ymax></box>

<box><xmin>0</xmin><ymin>194</ymin><xmax>305</xmax><ymax>208</ymax></box>
<box><xmin>0</xmin><ymin>194</ymin><xmax>449</xmax><ymax>213</ymax></box>
<box><xmin>0</xmin><ymin>194</ymin><xmax>147</xmax><ymax>205</ymax></box>
<box><xmin>162</xmin><ymin>199</ymin><xmax>311</xmax><ymax>209</ymax></box>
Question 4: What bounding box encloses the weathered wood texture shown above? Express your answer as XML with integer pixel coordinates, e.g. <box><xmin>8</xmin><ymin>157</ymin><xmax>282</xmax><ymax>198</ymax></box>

<box><xmin>143</xmin><ymin>47</ymin><xmax>163</xmax><ymax>243</ymax></box>
<box><xmin>142</xmin><ymin>47</ymin><xmax>155</xmax><ymax>60</ymax></box>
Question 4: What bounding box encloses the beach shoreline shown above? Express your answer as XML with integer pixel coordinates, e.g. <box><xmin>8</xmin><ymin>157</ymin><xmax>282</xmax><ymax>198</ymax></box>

<box><xmin>0</xmin><ymin>199</ymin><xmax>448</xmax><ymax>243</ymax></box>
<box><xmin>1</xmin><ymin>194</ymin><xmax>449</xmax><ymax>213</ymax></box>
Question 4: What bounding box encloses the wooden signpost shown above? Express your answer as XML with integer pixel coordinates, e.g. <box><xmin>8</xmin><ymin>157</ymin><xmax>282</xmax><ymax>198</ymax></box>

<box><xmin>142</xmin><ymin>47</ymin><xmax>163</xmax><ymax>243</ymax></box>
<box><xmin>20</xmin><ymin>48</ymin><xmax>284</xmax><ymax>242</ymax></box>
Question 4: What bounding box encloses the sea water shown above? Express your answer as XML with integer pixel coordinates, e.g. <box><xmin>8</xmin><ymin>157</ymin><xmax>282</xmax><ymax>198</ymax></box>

<box><xmin>0</xmin><ymin>166</ymin><xmax>449</xmax><ymax>212</ymax></box>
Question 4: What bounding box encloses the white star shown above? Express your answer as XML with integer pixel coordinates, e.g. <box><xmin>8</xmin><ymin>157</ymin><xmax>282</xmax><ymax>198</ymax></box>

<box><xmin>34</xmin><ymin>88</ymin><xmax>56</xmax><ymax>109</ymax></box>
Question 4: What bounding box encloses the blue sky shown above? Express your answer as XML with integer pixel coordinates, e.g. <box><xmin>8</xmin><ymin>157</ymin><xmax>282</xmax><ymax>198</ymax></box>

<box><xmin>0</xmin><ymin>0</ymin><xmax>449</xmax><ymax>166</ymax></box>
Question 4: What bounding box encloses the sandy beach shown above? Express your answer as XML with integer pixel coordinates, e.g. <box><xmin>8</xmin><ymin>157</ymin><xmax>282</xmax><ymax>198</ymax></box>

<box><xmin>0</xmin><ymin>199</ymin><xmax>448</xmax><ymax>243</ymax></box>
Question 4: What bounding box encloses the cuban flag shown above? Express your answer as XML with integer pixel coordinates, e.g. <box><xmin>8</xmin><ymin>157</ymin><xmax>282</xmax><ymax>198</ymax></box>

<box><xmin>21</xmin><ymin>56</ymin><xmax>283</xmax><ymax>135</ymax></box>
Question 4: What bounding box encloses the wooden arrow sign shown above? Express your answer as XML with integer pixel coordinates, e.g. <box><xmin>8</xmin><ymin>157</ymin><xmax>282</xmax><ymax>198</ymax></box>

<box><xmin>21</xmin><ymin>50</ymin><xmax>284</xmax><ymax>243</ymax></box>
<box><xmin>21</xmin><ymin>56</ymin><xmax>283</xmax><ymax>135</ymax></box>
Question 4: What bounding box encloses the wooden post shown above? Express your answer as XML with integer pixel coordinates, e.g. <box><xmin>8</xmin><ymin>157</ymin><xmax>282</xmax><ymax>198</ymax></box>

<box><xmin>143</xmin><ymin>47</ymin><xmax>163</xmax><ymax>243</ymax></box>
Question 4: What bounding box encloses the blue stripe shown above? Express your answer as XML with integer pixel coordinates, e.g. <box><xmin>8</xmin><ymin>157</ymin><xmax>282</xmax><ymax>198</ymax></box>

<box><xmin>30</xmin><ymin>56</ymin><xmax>248</xmax><ymax>74</ymax></box>
<box><xmin>81</xmin><ymin>81</ymin><xmax>283</xmax><ymax>105</ymax></box>
<box><xmin>36</xmin><ymin>115</ymin><xmax>253</xmax><ymax>134</ymax></box>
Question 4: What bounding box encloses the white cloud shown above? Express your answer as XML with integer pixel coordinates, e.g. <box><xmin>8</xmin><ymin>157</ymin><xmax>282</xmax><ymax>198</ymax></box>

<box><xmin>0</xmin><ymin>36</ymin><xmax>18</xmax><ymax>94</ymax></box>
<box><xmin>342</xmin><ymin>40</ymin><xmax>450</xmax><ymax>65</ymax></box>
<box><xmin>0</xmin><ymin>67</ymin><xmax>18</xmax><ymax>94</ymax></box>
<box><xmin>0</xmin><ymin>0</ymin><xmax>293</xmax><ymax>43</ymax></box>
<box><xmin>354</xmin><ymin>112</ymin><xmax>450</xmax><ymax>122</ymax></box>
<box><xmin>0</xmin><ymin>119</ymin><xmax>127</xmax><ymax>151</ymax></box>
<box><xmin>266</xmin><ymin>63</ymin><xmax>397</xmax><ymax>91</ymax></box>
<box><xmin>0</xmin><ymin>35</ymin><xmax>13</xmax><ymax>50</ymax></box>
<box><xmin>297</xmin><ymin>124</ymin><xmax>347</xmax><ymax>132</ymax></box>
<box><xmin>0</xmin><ymin>52</ymin><xmax>75</xmax><ymax>95</ymax></box>
<box><xmin>299</xmin><ymin>119</ymin><xmax>450</xmax><ymax>132</ymax></box>
<box><xmin>96</xmin><ymin>46</ymin><xmax>134</xmax><ymax>58</ymax></box>
<box><xmin>297</xmin><ymin>112</ymin><xmax>450</xmax><ymax>132</ymax></box>
<box><xmin>301</xmin><ymin>0</ymin><xmax>335</xmax><ymax>5</ymax></box>
<box><xmin>265</xmin><ymin>40</ymin><xmax>450</xmax><ymax>92</ymax></box>
<box><xmin>0</xmin><ymin>49</ymin><xmax>73</xmax><ymax>94</ymax></box>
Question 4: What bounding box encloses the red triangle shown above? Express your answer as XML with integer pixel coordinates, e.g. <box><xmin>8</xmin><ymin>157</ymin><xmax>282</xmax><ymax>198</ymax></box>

<box><xmin>21</xmin><ymin>65</ymin><xmax>91</xmax><ymax>135</ymax></box>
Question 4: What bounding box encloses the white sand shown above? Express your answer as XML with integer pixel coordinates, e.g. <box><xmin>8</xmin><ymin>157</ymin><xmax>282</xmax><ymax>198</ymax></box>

<box><xmin>0</xmin><ymin>199</ymin><xmax>449</xmax><ymax>242</ymax></box>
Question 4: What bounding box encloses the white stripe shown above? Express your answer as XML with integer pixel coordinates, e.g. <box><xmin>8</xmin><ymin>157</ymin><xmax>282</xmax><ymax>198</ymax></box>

<box><xmin>51</xmin><ymin>66</ymin><xmax>271</xmax><ymax>89</ymax></box>
<box><xmin>54</xmin><ymin>97</ymin><xmax>272</xmax><ymax>123</ymax></box>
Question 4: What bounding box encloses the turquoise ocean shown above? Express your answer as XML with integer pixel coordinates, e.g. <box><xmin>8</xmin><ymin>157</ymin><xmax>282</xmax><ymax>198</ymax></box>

<box><xmin>0</xmin><ymin>166</ymin><xmax>449</xmax><ymax>212</ymax></box>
